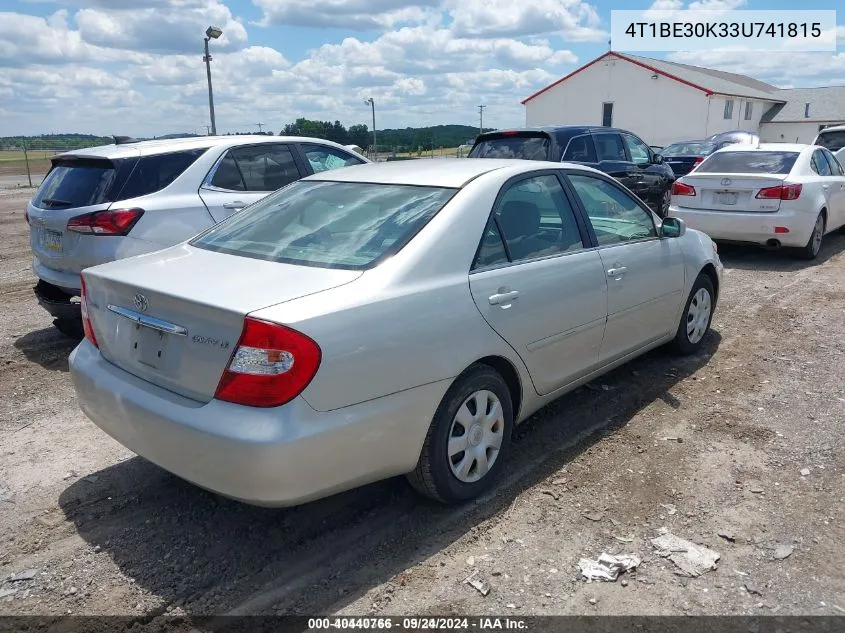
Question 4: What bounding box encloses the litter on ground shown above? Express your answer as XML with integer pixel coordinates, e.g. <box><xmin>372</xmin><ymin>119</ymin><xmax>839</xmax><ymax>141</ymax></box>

<box><xmin>578</xmin><ymin>552</ymin><xmax>641</xmax><ymax>582</ymax></box>
<box><xmin>651</xmin><ymin>529</ymin><xmax>720</xmax><ymax>577</ymax></box>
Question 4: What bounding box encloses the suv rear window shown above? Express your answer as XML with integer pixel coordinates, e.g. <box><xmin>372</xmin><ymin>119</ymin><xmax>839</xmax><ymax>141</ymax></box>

<box><xmin>816</xmin><ymin>130</ymin><xmax>845</xmax><ymax>152</ymax></box>
<box><xmin>191</xmin><ymin>180</ymin><xmax>456</xmax><ymax>270</ymax></box>
<box><xmin>696</xmin><ymin>151</ymin><xmax>799</xmax><ymax>174</ymax></box>
<box><xmin>469</xmin><ymin>134</ymin><xmax>551</xmax><ymax>160</ymax></box>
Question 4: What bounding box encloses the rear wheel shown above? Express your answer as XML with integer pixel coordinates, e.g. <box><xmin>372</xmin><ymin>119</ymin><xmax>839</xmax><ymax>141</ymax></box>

<box><xmin>797</xmin><ymin>212</ymin><xmax>825</xmax><ymax>260</ymax></box>
<box><xmin>671</xmin><ymin>273</ymin><xmax>714</xmax><ymax>355</ymax></box>
<box><xmin>408</xmin><ymin>365</ymin><xmax>514</xmax><ymax>503</ymax></box>
<box><xmin>658</xmin><ymin>188</ymin><xmax>671</xmax><ymax>217</ymax></box>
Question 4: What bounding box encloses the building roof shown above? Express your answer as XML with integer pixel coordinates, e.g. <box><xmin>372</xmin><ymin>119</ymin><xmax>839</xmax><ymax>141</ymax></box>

<box><xmin>522</xmin><ymin>51</ymin><xmax>785</xmax><ymax>104</ymax></box>
<box><xmin>760</xmin><ymin>87</ymin><xmax>845</xmax><ymax>123</ymax></box>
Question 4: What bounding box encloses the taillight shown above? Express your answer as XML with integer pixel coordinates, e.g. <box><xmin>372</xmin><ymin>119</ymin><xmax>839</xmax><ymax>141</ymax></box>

<box><xmin>80</xmin><ymin>276</ymin><xmax>98</xmax><ymax>348</ymax></box>
<box><xmin>755</xmin><ymin>183</ymin><xmax>802</xmax><ymax>201</ymax></box>
<box><xmin>67</xmin><ymin>208</ymin><xmax>144</xmax><ymax>236</ymax></box>
<box><xmin>214</xmin><ymin>317</ymin><xmax>321</xmax><ymax>408</ymax></box>
<box><xmin>691</xmin><ymin>157</ymin><xmax>704</xmax><ymax>170</ymax></box>
<box><xmin>672</xmin><ymin>181</ymin><xmax>696</xmax><ymax>196</ymax></box>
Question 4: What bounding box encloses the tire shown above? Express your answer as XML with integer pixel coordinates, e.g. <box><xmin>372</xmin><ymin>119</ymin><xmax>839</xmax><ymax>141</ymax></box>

<box><xmin>407</xmin><ymin>364</ymin><xmax>514</xmax><ymax>504</ymax></box>
<box><xmin>53</xmin><ymin>317</ymin><xmax>84</xmax><ymax>340</ymax></box>
<box><xmin>796</xmin><ymin>212</ymin><xmax>825</xmax><ymax>260</ymax></box>
<box><xmin>671</xmin><ymin>273</ymin><xmax>715</xmax><ymax>355</ymax></box>
<box><xmin>658</xmin><ymin>188</ymin><xmax>671</xmax><ymax>218</ymax></box>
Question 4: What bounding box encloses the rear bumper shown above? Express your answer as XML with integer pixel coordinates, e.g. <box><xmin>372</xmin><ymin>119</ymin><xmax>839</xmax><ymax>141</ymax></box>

<box><xmin>34</xmin><ymin>279</ymin><xmax>81</xmax><ymax>320</ymax></box>
<box><xmin>669</xmin><ymin>206</ymin><xmax>812</xmax><ymax>248</ymax></box>
<box><xmin>32</xmin><ymin>257</ymin><xmax>82</xmax><ymax>294</ymax></box>
<box><xmin>69</xmin><ymin>341</ymin><xmax>450</xmax><ymax>507</ymax></box>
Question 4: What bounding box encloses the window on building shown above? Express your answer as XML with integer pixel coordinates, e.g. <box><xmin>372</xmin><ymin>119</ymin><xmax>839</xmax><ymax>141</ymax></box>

<box><xmin>744</xmin><ymin>102</ymin><xmax>753</xmax><ymax>121</ymax></box>
<box><xmin>804</xmin><ymin>103</ymin><xmax>811</xmax><ymax>118</ymax></box>
<box><xmin>723</xmin><ymin>100</ymin><xmax>734</xmax><ymax>120</ymax></box>
<box><xmin>602</xmin><ymin>102</ymin><xmax>613</xmax><ymax>127</ymax></box>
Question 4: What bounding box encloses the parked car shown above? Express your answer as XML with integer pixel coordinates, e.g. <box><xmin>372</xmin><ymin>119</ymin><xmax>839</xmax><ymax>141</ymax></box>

<box><xmin>669</xmin><ymin>144</ymin><xmax>845</xmax><ymax>259</ymax></box>
<box><xmin>26</xmin><ymin>135</ymin><xmax>369</xmax><ymax>335</ymax></box>
<box><xmin>707</xmin><ymin>130</ymin><xmax>759</xmax><ymax>150</ymax></box>
<box><xmin>659</xmin><ymin>140</ymin><xmax>717</xmax><ymax>176</ymax></box>
<box><xmin>468</xmin><ymin>127</ymin><xmax>676</xmax><ymax>216</ymax></box>
<box><xmin>813</xmin><ymin>125</ymin><xmax>845</xmax><ymax>163</ymax></box>
<box><xmin>70</xmin><ymin>159</ymin><xmax>722</xmax><ymax>507</ymax></box>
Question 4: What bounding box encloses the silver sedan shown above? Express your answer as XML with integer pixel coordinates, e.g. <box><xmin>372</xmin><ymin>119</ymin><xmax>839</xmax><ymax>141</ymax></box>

<box><xmin>70</xmin><ymin>159</ymin><xmax>723</xmax><ymax>506</ymax></box>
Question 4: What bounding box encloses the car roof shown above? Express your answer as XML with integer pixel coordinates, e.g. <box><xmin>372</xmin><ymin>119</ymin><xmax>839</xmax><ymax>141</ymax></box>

<box><xmin>302</xmin><ymin>158</ymin><xmax>598</xmax><ymax>188</ymax></box>
<box><xmin>477</xmin><ymin>125</ymin><xmax>638</xmax><ymax>138</ymax></box>
<box><xmin>715</xmin><ymin>143</ymin><xmax>809</xmax><ymax>153</ymax></box>
<box><xmin>56</xmin><ymin>135</ymin><xmax>349</xmax><ymax>160</ymax></box>
<box><xmin>817</xmin><ymin>125</ymin><xmax>845</xmax><ymax>134</ymax></box>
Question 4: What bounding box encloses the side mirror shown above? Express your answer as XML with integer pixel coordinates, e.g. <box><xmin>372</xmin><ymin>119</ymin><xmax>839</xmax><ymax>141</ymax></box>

<box><xmin>660</xmin><ymin>216</ymin><xmax>686</xmax><ymax>238</ymax></box>
<box><xmin>652</xmin><ymin>153</ymin><xmax>664</xmax><ymax>164</ymax></box>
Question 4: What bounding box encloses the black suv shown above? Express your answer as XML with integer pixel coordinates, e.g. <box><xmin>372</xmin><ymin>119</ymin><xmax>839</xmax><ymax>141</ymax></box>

<box><xmin>469</xmin><ymin>126</ymin><xmax>676</xmax><ymax>216</ymax></box>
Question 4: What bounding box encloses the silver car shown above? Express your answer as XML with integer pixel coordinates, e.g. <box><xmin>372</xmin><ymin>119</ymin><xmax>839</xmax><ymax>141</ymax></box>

<box><xmin>26</xmin><ymin>135</ymin><xmax>368</xmax><ymax>335</ymax></box>
<box><xmin>70</xmin><ymin>159</ymin><xmax>723</xmax><ymax>506</ymax></box>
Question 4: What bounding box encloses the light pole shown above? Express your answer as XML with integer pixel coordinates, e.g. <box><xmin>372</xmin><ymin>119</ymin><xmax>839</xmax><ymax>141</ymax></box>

<box><xmin>203</xmin><ymin>25</ymin><xmax>222</xmax><ymax>136</ymax></box>
<box><xmin>364</xmin><ymin>97</ymin><xmax>377</xmax><ymax>160</ymax></box>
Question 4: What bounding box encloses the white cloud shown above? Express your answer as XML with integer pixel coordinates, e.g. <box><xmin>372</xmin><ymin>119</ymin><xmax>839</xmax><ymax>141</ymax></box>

<box><xmin>447</xmin><ymin>0</ymin><xmax>605</xmax><ymax>41</ymax></box>
<box><xmin>252</xmin><ymin>0</ymin><xmax>442</xmax><ymax>30</ymax></box>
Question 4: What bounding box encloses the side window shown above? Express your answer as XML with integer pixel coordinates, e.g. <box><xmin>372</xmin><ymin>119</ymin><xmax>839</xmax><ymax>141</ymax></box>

<box><xmin>300</xmin><ymin>143</ymin><xmax>365</xmax><ymax>173</ymax></box>
<box><xmin>567</xmin><ymin>173</ymin><xmax>657</xmax><ymax>245</ymax></box>
<box><xmin>724</xmin><ymin>100</ymin><xmax>734</xmax><ymax>119</ymax></box>
<box><xmin>821</xmin><ymin>149</ymin><xmax>844</xmax><ymax>176</ymax></box>
<box><xmin>562</xmin><ymin>136</ymin><xmax>597</xmax><ymax>163</ymax></box>
<box><xmin>118</xmin><ymin>149</ymin><xmax>207</xmax><ymax>199</ymax></box>
<box><xmin>811</xmin><ymin>150</ymin><xmax>832</xmax><ymax>176</ymax></box>
<box><xmin>622</xmin><ymin>133</ymin><xmax>651</xmax><ymax>165</ymax></box>
<box><xmin>483</xmin><ymin>174</ymin><xmax>584</xmax><ymax>265</ymax></box>
<box><xmin>593</xmin><ymin>133</ymin><xmax>627</xmax><ymax>162</ymax></box>
<box><xmin>211</xmin><ymin>144</ymin><xmax>302</xmax><ymax>192</ymax></box>
<box><xmin>472</xmin><ymin>220</ymin><xmax>509</xmax><ymax>269</ymax></box>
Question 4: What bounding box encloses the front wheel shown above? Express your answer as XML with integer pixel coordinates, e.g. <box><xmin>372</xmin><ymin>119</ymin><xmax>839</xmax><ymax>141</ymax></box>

<box><xmin>796</xmin><ymin>212</ymin><xmax>825</xmax><ymax>260</ymax></box>
<box><xmin>658</xmin><ymin>188</ymin><xmax>671</xmax><ymax>218</ymax></box>
<box><xmin>672</xmin><ymin>274</ymin><xmax>715</xmax><ymax>355</ymax></box>
<box><xmin>407</xmin><ymin>365</ymin><xmax>514</xmax><ymax>503</ymax></box>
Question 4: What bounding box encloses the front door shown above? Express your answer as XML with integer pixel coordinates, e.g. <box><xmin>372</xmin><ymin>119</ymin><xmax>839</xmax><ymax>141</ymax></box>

<box><xmin>565</xmin><ymin>172</ymin><xmax>686</xmax><ymax>363</ymax></box>
<box><xmin>621</xmin><ymin>132</ymin><xmax>663</xmax><ymax>210</ymax></box>
<box><xmin>468</xmin><ymin>173</ymin><xmax>608</xmax><ymax>395</ymax></box>
<box><xmin>199</xmin><ymin>143</ymin><xmax>304</xmax><ymax>222</ymax></box>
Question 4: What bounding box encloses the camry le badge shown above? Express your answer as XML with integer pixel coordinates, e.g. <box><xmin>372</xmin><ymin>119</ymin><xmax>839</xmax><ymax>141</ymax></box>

<box><xmin>133</xmin><ymin>293</ymin><xmax>148</xmax><ymax>312</ymax></box>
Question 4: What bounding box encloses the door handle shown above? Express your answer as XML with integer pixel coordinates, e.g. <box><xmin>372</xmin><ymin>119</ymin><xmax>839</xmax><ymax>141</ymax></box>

<box><xmin>489</xmin><ymin>290</ymin><xmax>520</xmax><ymax>306</ymax></box>
<box><xmin>222</xmin><ymin>201</ymin><xmax>245</xmax><ymax>209</ymax></box>
<box><xmin>607</xmin><ymin>266</ymin><xmax>628</xmax><ymax>277</ymax></box>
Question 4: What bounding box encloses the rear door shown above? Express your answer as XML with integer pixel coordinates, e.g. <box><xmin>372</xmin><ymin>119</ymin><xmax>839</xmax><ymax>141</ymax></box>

<box><xmin>468</xmin><ymin>172</ymin><xmax>608</xmax><ymax>395</ymax></box>
<box><xmin>592</xmin><ymin>132</ymin><xmax>637</xmax><ymax>191</ymax></box>
<box><xmin>818</xmin><ymin>149</ymin><xmax>845</xmax><ymax>230</ymax></box>
<box><xmin>199</xmin><ymin>143</ymin><xmax>305</xmax><ymax>222</ymax></box>
<box><xmin>621</xmin><ymin>132</ymin><xmax>662</xmax><ymax>208</ymax></box>
<box><xmin>468</xmin><ymin>132</ymin><xmax>553</xmax><ymax>160</ymax></box>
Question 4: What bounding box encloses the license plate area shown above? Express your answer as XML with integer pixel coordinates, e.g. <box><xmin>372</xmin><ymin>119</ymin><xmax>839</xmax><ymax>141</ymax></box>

<box><xmin>714</xmin><ymin>191</ymin><xmax>739</xmax><ymax>206</ymax></box>
<box><xmin>131</xmin><ymin>323</ymin><xmax>169</xmax><ymax>369</ymax></box>
<box><xmin>40</xmin><ymin>229</ymin><xmax>63</xmax><ymax>252</ymax></box>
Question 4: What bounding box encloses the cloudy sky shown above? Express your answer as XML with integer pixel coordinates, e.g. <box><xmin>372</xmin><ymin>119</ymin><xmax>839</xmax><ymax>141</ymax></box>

<box><xmin>0</xmin><ymin>0</ymin><xmax>842</xmax><ymax>137</ymax></box>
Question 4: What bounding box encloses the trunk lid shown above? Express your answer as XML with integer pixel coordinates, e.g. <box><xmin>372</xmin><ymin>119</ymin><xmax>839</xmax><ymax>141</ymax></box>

<box><xmin>664</xmin><ymin>156</ymin><xmax>703</xmax><ymax>176</ymax></box>
<box><xmin>673</xmin><ymin>173</ymin><xmax>788</xmax><ymax>212</ymax></box>
<box><xmin>83</xmin><ymin>244</ymin><xmax>361</xmax><ymax>403</ymax></box>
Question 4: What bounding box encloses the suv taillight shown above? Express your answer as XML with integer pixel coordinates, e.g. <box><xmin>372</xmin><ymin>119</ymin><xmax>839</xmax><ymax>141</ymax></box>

<box><xmin>214</xmin><ymin>317</ymin><xmax>321</xmax><ymax>408</ymax></box>
<box><xmin>80</xmin><ymin>276</ymin><xmax>98</xmax><ymax>348</ymax></box>
<box><xmin>67</xmin><ymin>208</ymin><xmax>144</xmax><ymax>236</ymax></box>
<box><xmin>755</xmin><ymin>183</ymin><xmax>802</xmax><ymax>201</ymax></box>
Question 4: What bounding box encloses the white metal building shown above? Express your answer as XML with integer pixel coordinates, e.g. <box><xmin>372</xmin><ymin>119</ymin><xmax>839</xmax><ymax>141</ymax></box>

<box><xmin>522</xmin><ymin>51</ymin><xmax>845</xmax><ymax>147</ymax></box>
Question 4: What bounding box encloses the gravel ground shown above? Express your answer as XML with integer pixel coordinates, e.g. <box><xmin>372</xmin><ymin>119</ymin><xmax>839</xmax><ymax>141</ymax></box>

<box><xmin>0</xmin><ymin>187</ymin><xmax>843</xmax><ymax>616</ymax></box>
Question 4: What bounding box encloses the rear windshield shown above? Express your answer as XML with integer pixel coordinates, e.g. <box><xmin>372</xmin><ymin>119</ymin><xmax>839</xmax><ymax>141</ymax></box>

<box><xmin>815</xmin><ymin>130</ymin><xmax>845</xmax><ymax>152</ymax></box>
<box><xmin>662</xmin><ymin>142</ymin><xmax>715</xmax><ymax>156</ymax></box>
<box><xmin>468</xmin><ymin>135</ymin><xmax>551</xmax><ymax>160</ymax></box>
<box><xmin>32</xmin><ymin>158</ymin><xmax>126</xmax><ymax>209</ymax></box>
<box><xmin>191</xmin><ymin>180</ymin><xmax>457</xmax><ymax>270</ymax></box>
<box><xmin>696</xmin><ymin>151</ymin><xmax>799</xmax><ymax>174</ymax></box>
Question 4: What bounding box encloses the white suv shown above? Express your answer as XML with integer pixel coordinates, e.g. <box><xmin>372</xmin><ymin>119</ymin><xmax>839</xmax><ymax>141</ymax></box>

<box><xmin>26</xmin><ymin>135</ymin><xmax>368</xmax><ymax>334</ymax></box>
<box><xmin>814</xmin><ymin>125</ymin><xmax>845</xmax><ymax>163</ymax></box>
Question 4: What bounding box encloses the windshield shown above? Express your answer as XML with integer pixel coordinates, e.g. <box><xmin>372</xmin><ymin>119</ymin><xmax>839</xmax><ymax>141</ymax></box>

<box><xmin>469</xmin><ymin>135</ymin><xmax>551</xmax><ymax>160</ymax></box>
<box><xmin>815</xmin><ymin>130</ymin><xmax>845</xmax><ymax>152</ymax></box>
<box><xmin>662</xmin><ymin>142</ymin><xmax>715</xmax><ymax>156</ymax></box>
<box><xmin>696</xmin><ymin>151</ymin><xmax>799</xmax><ymax>174</ymax></box>
<box><xmin>191</xmin><ymin>180</ymin><xmax>457</xmax><ymax>270</ymax></box>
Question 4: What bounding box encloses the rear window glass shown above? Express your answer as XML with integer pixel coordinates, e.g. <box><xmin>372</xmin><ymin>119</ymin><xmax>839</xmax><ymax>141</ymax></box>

<box><xmin>662</xmin><ymin>142</ymin><xmax>715</xmax><ymax>156</ymax></box>
<box><xmin>191</xmin><ymin>181</ymin><xmax>456</xmax><ymax>270</ymax></box>
<box><xmin>32</xmin><ymin>158</ymin><xmax>129</xmax><ymax>209</ymax></box>
<box><xmin>816</xmin><ymin>130</ymin><xmax>845</xmax><ymax>152</ymax></box>
<box><xmin>696</xmin><ymin>151</ymin><xmax>799</xmax><ymax>174</ymax></box>
<box><xmin>117</xmin><ymin>148</ymin><xmax>207</xmax><ymax>199</ymax></box>
<box><xmin>469</xmin><ymin>135</ymin><xmax>550</xmax><ymax>160</ymax></box>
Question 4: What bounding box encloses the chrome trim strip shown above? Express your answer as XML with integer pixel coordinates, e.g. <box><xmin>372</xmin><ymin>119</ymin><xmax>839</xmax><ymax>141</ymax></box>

<box><xmin>107</xmin><ymin>304</ymin><xmax>188</xmax><ymax>336</ymax></box>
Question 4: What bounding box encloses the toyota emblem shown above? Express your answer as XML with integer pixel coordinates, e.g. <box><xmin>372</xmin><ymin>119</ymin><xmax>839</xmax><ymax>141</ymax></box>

<box><xmin>721</xmin><ymin>178</ymin><xmax>732</xmax><ymax>186</ymax></box>
<box><xmin>133</xmin><ymin>293</ymin><xmax>148</xmax><ymax>312</ymax></box>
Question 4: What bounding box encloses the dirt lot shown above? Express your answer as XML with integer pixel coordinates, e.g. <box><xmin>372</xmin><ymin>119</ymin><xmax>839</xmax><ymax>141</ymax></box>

<box><xmin>1</xmin><ymin>186</ymin><xmax>843</xmax><ymax>617</ymax></box>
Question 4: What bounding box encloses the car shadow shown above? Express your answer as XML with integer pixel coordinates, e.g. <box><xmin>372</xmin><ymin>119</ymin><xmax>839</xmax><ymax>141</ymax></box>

<box><xmin>14</xmin><ymin>326</ymin><xmax>80</xmax><ymax>372</ymax></box>
<box><xmin>715</xmin><ymin>230</ymin><xmax>845</xmax><ymax>272</ymax></box>
<box><xmin>59</xmin><ymin>331</ymin><xmax>721</xmax><ymax>616</ymax></box>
